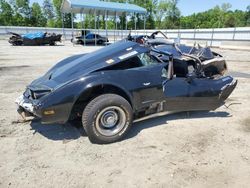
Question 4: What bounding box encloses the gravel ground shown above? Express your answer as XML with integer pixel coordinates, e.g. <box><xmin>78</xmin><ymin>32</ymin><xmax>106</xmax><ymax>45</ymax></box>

<box><xmin>0</xmin><ymin>40</ymin><xmax>250</xmax><ymax>188</ymax></box>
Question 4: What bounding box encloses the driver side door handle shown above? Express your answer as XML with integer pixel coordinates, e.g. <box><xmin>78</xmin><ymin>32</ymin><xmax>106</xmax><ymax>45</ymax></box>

<box><xmin>143</xmin><ymin>82</ymin><xmax>151</xmax><ymax>86</ymax></box>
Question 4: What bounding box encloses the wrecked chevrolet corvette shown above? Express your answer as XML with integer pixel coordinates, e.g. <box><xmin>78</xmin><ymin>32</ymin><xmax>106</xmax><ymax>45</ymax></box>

<box><xmin>16</xmin><ymin>31</ymin><xmax>237</xmax><ymax>144</ymax></box>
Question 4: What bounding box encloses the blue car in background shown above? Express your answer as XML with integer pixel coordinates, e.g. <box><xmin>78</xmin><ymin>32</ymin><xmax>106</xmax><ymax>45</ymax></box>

<box><xmin>73</xmin><ymin>33</ymin><xmax>109</xmax><ymax>45</ymax></box>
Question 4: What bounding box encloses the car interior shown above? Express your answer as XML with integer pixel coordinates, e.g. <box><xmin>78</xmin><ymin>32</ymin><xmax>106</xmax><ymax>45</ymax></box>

<box><xmin>101</xmin><ymin>51</ymin><xmax>198</xmax><ymax>80</ymax></box>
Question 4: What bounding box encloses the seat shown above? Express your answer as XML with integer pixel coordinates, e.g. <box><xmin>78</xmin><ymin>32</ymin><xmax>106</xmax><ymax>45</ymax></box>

<box><xmin>173</xmin><ymin>59</ymin><xmax>188</xmax><ymax>77</ymax></box>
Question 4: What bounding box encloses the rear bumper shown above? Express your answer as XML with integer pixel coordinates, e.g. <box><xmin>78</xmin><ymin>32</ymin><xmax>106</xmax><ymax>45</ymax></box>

<box><xmin>220</xmin><ymin>78</ymin><xmax>237</xmax><ymax>101</ymax></box>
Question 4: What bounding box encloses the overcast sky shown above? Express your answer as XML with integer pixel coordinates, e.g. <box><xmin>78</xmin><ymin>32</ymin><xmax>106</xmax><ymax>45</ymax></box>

<box><xmin>30</xmin><ymin>0</ymin><xmax>250</xmax><ymax>16</ymax></box>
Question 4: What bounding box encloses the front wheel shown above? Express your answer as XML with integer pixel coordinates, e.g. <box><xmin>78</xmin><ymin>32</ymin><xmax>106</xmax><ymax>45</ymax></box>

<box><xmin>82</xmin><ymin>94</ymin><xmax>133</xmax><ymax>144</ymax></box>
<box><xmin>97</xmin><ymin>40</ymin><xmax>104</xmax><ymax>45</ymax></box>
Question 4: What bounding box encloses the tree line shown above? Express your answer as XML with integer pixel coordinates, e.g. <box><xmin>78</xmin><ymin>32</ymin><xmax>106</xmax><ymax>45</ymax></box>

<box><xmin>0</xmin><ymin>0</ymin><xmax>250</xmax><ymax>29</ymax></box>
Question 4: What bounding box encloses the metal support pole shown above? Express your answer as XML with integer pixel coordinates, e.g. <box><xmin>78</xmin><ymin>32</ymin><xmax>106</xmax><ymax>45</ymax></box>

<box><xmin>83</xmin><ymin>13</ymin><xmax>86</xmax><ymax>46</ymax></box>
<box><xmin>144</xmin><ymin>13</ymin><xmax>146</xmax><ymax>35</ymax></box>
<box><xmin>71</xmin><ymin>9</ymin><xmax>74</xmax><ymax>46</ymax></box>
<box><xmin>177</xmin><ymin>28</ymin><xmax>180</xmax><ymax>44</ymax></box>
<box><xmin>194</xmin><ymin>28</ymin><xmax>196</xmax><ymax>43</ymax></box>
<box><xmin>94</xmin><ymin>9</ymin><xmax>97</xmax><ymax>46</ymax></box>
<box><xmin>61</xmin><ymin>12</ymin><xmax>65</xmax><ymax>43</ymax></box>
<box><xmin>97</xmin><ymin>13</ymin><xmax>100</xmax><ymax>35</ymax></box>
<box><xmin>232</xmin><ymin>27</ymin><xmax>236</xmax><ymax>40</ymax></box>
<box><xmin>81</xmin><ymin>10</ymin><xmax>83</xmax><ymax>29</ymax></box>
<box><xmin>80</xmin><ymin>9</ymin><xmax>83</xmax><ymax>46</ymax></box>
<box><xmin>125</xmin><ymin>12</ymin><xmax>128</xmax><ymax>36</ymax></box>
<box><xmin>134</xmin><ymin>12</ymin><xmax>137</xmax><ymax>34</ymax></box>
<box><xmin>210</xmin><ymin>28</ymin><xmax>214</xmax><ymax>47</ymax></box>
<box><xmin>114</xmin><ymin>11</ymin><xmax>117</xmax><ymax>42</ymax></box>
<box><xmin>80</xmin><ymin>9</ymin><xmax>85</xmax><ymax>46</ymax></box>
<box><xmin>105</xmin><ymin>10</ymin><xmax>108</xmax><ymax>46</ymax></box>
<box><xmin>121</xmin><ymin>13</ymin><xmax>123</xmax><ymax>39</ymax></box>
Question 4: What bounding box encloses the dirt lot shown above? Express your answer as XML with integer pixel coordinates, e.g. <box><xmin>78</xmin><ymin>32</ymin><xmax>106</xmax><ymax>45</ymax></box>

<box><xmin>0</xmin><ymin>40</ymin><xmax>250</xmax><ymax>188</ymax></box>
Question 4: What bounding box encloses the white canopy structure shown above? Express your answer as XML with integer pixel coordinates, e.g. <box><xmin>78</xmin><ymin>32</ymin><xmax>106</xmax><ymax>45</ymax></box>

<box><xmin>61</xmin><ymin>0</ymin><xmax>146</xmax><ymax>16</ymax></box>
<box><xmin>61</xmin><ymin>0</ymin><xmax>147</xmax><ymax>45</ymax></box>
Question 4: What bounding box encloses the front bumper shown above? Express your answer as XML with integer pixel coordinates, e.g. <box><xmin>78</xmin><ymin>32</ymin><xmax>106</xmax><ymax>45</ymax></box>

<box><xmin>15</xmin><ymin>94</ymin><xmax>42</xmax><ymax>118</ymax></box>
<box><xmin>15</xmin><ymin>93</ymin><xmax>70</xmax><ymax>124</ymax></box>
<box><xmin>15</xmin><ymin>95</ymin><xmax>34</xmax><ymax>114</ymax></box>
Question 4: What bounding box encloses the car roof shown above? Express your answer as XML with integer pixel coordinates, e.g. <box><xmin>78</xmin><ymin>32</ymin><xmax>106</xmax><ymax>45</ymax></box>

<box><xmin>78</xmin><ymin>40</ymin><xmax>148</xmax><ymax>65</ymax></box>
<box><xmin>50</xmin><ymin>41</ymin><xmax>149</xmax><ymax>82</ymax></box>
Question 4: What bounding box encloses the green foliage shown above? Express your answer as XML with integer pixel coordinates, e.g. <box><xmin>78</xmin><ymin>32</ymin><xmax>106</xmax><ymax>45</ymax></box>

<box><xmin>155</xmin><ymin>0</ymin><xmax>169</xmax><ymax>29</ymax></box>
<box><xmin>43</xmin><ymin>0</ymin><xmax>54</xmax><ymax>20</ymax></box>
<box><xmin>30</xmin><ymin>2</ymin><xmax>47</xmax><ymax>26</ymax></box>
<box><xmin>246</xmin><ymin>5</ymin><xmax>250</xmax><ymax>26</ymax></box>
<box><xmin>0</xmin><ymin>0</ymin><xmax>249</xmax><ymax>29</ymax></box>
<box><xmin>179</xmin><ymin>3</ymin><xmax>250</xmax><ymax>29</ymax></box>
<box><xmin>164</xmin><ymin>0</ymin><xmax>181</xmax><ymax>29</ymax></box>
<box><xmin>15</xmin><ymin>0</ymin><xmax>30</xmax><ymax>16</ymax></box>
<box><xmin>0</xmin><ymin>0</ymin><xmax>14</xmax><ymax>25</ymax></box>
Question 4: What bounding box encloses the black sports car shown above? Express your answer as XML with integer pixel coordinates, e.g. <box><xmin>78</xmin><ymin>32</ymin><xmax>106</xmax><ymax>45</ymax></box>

<box><xmin>16</xmin><ymin>32</ymin><xmax>237</xmax><ymax>144</ymax></box>
<box><xmin>9</xmin><ymin>32</ymin><xmax>62</xmax><ymax>46</ymax></box>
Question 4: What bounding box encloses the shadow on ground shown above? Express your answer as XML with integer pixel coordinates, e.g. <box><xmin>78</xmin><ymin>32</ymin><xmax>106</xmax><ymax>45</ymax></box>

<box><xmin>30</xmin><ymin>119</ymin><xmax>86</xmax><ymax>141</ymax></box>
<box><xmin>125</xmin><ymin>111</ymin><xmax>230</xmax><ymax>140</ymax></box>
<box><xmin>30</xmin><ymin>111</ymin><xmax>230</xmax><ymax>142</ymax></box>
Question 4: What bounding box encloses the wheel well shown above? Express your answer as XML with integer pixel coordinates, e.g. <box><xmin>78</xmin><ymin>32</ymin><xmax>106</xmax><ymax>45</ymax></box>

<box><xmin>69</xmin><ymin>84</ymin><xmax>132</xmax><ymax>120</ymax></box>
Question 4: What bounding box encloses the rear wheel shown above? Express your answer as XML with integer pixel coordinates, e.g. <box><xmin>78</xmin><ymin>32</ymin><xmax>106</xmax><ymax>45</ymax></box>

<box><xmin>49</xmin><ymin>42</ymin><xmax>55</xmax><ymax>46</ymax></box>
<box><xmin>82</xmin><ymin>94</ymin><xmax>133</xmax><ymax>144</ymax></box>
<box><xmin>97</xmin><ymin>40</ymin><xmax>104</xmax><ymax>45</ymax></box>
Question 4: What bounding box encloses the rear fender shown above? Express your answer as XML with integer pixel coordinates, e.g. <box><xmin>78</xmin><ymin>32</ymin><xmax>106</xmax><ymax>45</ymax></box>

<box><xmin>202</xmin><ymin>57</ymin><xmax>228</xmax><ymax>77</ymax></box>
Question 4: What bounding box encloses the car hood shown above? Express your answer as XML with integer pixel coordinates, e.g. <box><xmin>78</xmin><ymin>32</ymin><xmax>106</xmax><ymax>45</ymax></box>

<box><xmin>28</xmin><ymin>41</ymin><xmax>148</xmax><ymax>90</ymax></box>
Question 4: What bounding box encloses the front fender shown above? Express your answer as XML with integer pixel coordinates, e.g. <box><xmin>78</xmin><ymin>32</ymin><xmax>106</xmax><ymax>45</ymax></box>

<box><xmin>39</xmin><ymin>74</ymin><xmax>133</xmax><ymax>124</ymax></box>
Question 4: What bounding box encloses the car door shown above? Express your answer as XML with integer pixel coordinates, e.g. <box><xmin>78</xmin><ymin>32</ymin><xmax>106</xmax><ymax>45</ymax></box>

<box><xmin>124</xmin><ymin>53</ymin><xmax>167</xmax><ymax>110</ymax></box>
<box><xmin>162</xmin><ymin>72</ymin><xmax>236</xmax><ymax>111</ymax></box>
<box><xmin>85</xmin><ymin>34</ymin><xmax>93</xmax><ymax>43</ymax></box>
<box><xmin>130</xmin><ymin>63</ymin><xmax>167</xmax><ymax>110</ymax></box>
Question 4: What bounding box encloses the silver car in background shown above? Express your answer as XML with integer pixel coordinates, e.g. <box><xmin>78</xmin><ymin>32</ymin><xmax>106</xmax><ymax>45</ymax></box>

<box><xmin>73</xmin><ymin>33</ymin><xmax>109</xmax><ymax>45</ymax></box>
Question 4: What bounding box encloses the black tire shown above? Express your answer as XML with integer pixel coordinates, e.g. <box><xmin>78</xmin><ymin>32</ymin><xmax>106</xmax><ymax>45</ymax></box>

<box><xmin>82</xmin><ymin>94</ymin><xmax>133</xmax><ymax>144</ymax></box>
<box><xmin>97</xmin><ymin>40</ymin><xmax>103</xmax><ymax>45</ymax></box>
<box><xmin>49</xmin><ymin>42</ymin><xmax>55</xmax><ymax>46</ymax></box>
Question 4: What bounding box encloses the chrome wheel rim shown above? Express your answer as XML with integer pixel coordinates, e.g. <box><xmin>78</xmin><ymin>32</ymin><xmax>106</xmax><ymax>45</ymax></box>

<box><xmin>95</xmin><ymin>106</ymin><xmax>126</xmax><ymax>136</ymax></box>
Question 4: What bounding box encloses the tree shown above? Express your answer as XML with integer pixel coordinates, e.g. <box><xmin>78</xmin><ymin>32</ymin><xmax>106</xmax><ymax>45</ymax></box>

<box><xmin>154</xmin><ymin>0</ymin><xmax>169</xmax><ymax>29</ymax></box>
<box><xmin>30</xmin><ymin>2</ymin><xmax>47</xmax><ymax>26</ymax></box>
<box><xmin>246</xmin><ymin>5</ymin><xmax>250</xmax><ymax>26</ymax></box>
<box><xmin>15</xmin><ymin>0</ymin><xmax>30</xmax><ymax>16</ymax></box>
<box><xmin>53</xmin><ymin>0</ymin><xmax>73</xmax><ymax>28</ymax></box>
<box><xmin>0</xmin><ymin>0</ymin><xmax>14</xmax><ymax>25</ymax></box>
<box><xmin>43</xmin><ymin>0</ymin><xmax>54</xmax><ymax>20</ymax></box>
<box><xmin>219</xmin><ymin>3</ymin><xmax>232</xmax><ymax>27</ymax></box>
<box><xmin>179</xmin><ymin>3</ymin><xmax>250</xmax><ymax>29</ymax></box>
<box><xmin>224</xmin><ymin>12</ymin><xmax>236</xmax><ymax>27</ymax></box>
<box><xmin>163</xmin><ymin>0</ymin><xmax>181</xmax><ymax>29</ymax></box>
<box><xmin>14</xmin><ymin>0</ymin><xmax>30</xmax><ymax>25</ymax></box>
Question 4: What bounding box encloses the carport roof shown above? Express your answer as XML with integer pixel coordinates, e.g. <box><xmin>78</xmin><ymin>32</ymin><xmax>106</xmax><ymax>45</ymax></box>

<box><xmin>61</xmin><ymin>0</ymin><xmax>147</xmax><ymax>16</ymax></box>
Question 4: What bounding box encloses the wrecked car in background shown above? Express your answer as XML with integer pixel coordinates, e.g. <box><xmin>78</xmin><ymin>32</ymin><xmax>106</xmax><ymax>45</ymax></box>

<box><xmin>16</xmin><ymin>31</ymin><xmax>237</xmax><ymax>144</ymax></box>
<box><xmin>9</xmin><ymin>32</ymin><xmax>62</xmax><ymax>46</ymax></box>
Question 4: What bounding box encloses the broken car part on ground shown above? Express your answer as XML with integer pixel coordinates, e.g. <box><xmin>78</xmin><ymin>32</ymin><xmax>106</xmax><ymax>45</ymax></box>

<box><xmin>15</xmin><ymin>31</ymin><xmax>237</xmax><ymax>144</ymax></box>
